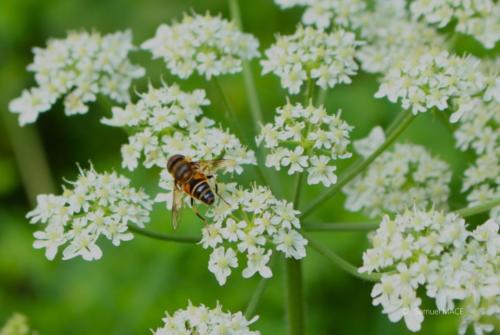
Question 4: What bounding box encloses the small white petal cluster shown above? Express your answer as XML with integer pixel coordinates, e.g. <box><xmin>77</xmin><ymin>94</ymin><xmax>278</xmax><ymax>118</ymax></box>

<box><xmin>455</xmin><ymin>62</ymin><xmax>500</xmax><ymax>221</ymax></box>
<box><xmin>256</xmin><ymin>101</ymin><xmax>352</xmax><ymax>186</ymax></box>
<box><xmin>344</xmin><ymin>128</ymin><xmax>451</xmax><ymax>218</ymax></box>
<box><xmin>153</xmin><ymin>302</ymin><xmax>260</xmax><ymax>335</ymax></box>
<box><xmin>410</xmin><ymin>0</ymin><xmax>500</xmax><ymax>49</ymax></box>
<box><xmin>141</xmin><ymin>13</ymin><xmax>259</xmax><ymax>80</ymax></box>
<box><xmin>360</xmin><ymin>209</ymin><xmax>500</xmax><ymax>334</ymax></box>
<box><xmin>355</xmin><ymin>0</ymin><xmax>445</xmax><ymax>74</ymax></box>
<box><xmin>102</xmin><ymin>82</ymin><xmax>256</xmax><ymax>174</ymax></box>
<box><xmin>27</xmin><ymin>166</ymin><xmax>153</xmax><ymax>261</ymax></box>
<box><xmin>0</xmin><ymin>313</ymin><xmax>36</xmax><ymax>335</ymax></box>
<box><xmin>261</xmin><ymin>26</ymin><xmax>362</xmax><ymax>94</ymax></box>
<box><xmin>375</xmin><ymin>47</ymin><xmax>488</xmax><ymax>121</ymax></box>
<box><xmin>273</xmin><ymin>0</ymin><xmax>366</xmax><ymax>29</ymax></box>
<box><xmin>9</xmin><ymin>30</ymin><xmax>144</xmax><ymax>126</ymax></box>
<box><xmin>462</xmin><ymin>148</ymin><xmax>500</xmax><ymax>221</ymax></box>
<box><xmin>200</xmin><ymin>184</ymin><xmax>307</xmax><ymax>285</ymax></box>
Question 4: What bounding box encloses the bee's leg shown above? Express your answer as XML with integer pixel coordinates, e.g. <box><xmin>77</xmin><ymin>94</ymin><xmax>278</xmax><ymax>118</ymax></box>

<box><xmin>214</xmin><ymin>183</ymin><xmax>231</xmax><ymax>206</ymax></box>
<box><xmin>190</xmin><ymin>197</ymin><xmax>208</xmax><ymax>224</ymax></box>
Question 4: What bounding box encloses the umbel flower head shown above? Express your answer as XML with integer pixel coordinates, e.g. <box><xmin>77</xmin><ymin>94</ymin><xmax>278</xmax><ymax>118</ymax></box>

<box><xmin>256</xmin><ymin>101</ymin><xmax>352</xmax><ymax>187</ymax></box>
<box><xmin>261</xmin><ymin>26</ymin><xmax>362</xmax><ymax>94</ymax></box>
<box><xmin>27</xmin><ymin>165</ymin><xmax>153</xmax><ymax>261</ymax></box>
<box><xmin>343</xmin><ymin>127</ymin><xmax>451</xmax><ymax>218</ymax></box>
<box><xmin>359</xmin><ymin>209</ymin><xmax>499</xmax><ymax>334</ymax></box>
<box><xmin>192</xmin><ymin>183</ymin><xmax>307</xmax><ymax>285</ymax></box>
<box><xmin>375</xmin><ymin>47</ymin><xmax>492</xmax><ymax>122</ymax></box>
<box><xmin>355</xmin><ymin>0</ymin><xmax>445</xmax><ymax>74</ymax></box>
<box><xmin>0</xmin><ymin>313</ymin><xmax>37</xmax><ymax>335</ymax></box>
<box><xmin>410</xmin><ymin>0</ymin><xmax>500</xmax><ymax>49</ymax></box>
<box><xmin>141</xmin><ymin>13</ymin><xmax>260</xmax><ymax>80</ymax></box>
<box><xmin>273</xmin><ymin>0</ymin><xmax>366</xmax><ymax>29</ymax></box>
<box><xmin>462</xmin><ymin>147</ymin><xmax>500</xmax><ymax>221</ymax></box>
<box><xmin>102</xmin><ymin>82</ymin><xmax>256</xmax><ymax>172</ymax></box>
<box><xmin>9</xmin><ymin>30</ymin><xmax>144</xmax><ymax>126</ymax></box>
<box><xmin>153</xmin><ymin>302</ymin><xmax>260</xmax><ymax>335</ymax></box>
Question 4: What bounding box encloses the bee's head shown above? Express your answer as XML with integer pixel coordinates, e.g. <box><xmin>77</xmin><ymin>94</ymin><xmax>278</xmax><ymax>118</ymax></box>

<box><xmin>167</xmin><ymin>154</ymin><xmax>185</xmax><ymax>173</ymax></box>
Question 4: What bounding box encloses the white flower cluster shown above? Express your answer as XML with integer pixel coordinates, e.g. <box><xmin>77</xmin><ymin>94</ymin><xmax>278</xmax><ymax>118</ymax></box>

<box><xmin>141</xmin><ymin>13</ymin><xmax>259</xmax><ymax>80</ymax></box>
<box><xmin>410</xmin><ymin>0</ymin><xmax>500</xmax><ymax>49</ymax></box>
<box><xmin>9</xmin><ymin>30</ymin><xmax>144</xmax><ymax>126</ymax></box>
<box><xmin>360</xmin><ymin>209</ymin><xmax>500</xmax><ymax>334</ymax></box>
<box><xmin>355</xmin><ymin>0</ymin><xmax>445</xmax><ymax>74</ymax></box>
<box><xmin>256</xmin><ymin>101</ymin><xmax>352</xmax><ymax>187</ymax></box>
<box><xmin>153</xmin><ymin>302</ymin><xmax>260</xmax><ymax>335</ymax></box>
<box><xmin>273</xmin><ymin>0</ymin><xmax>366</xmax><ymax>29</ymax></box>
<box><xmin>462</xmin><ymin>148</ymin><xmax>500</xmax><ymax>221</ymax></box>
<box><xmin>198</xmin><ymin>184</ymin><xmax>307</xmax><ymax>285</ymax></box>
<box><xmin>454</xmin><ymin>61</ymin><xmax>500</xmax><ymax>221</ymax></box>
<box><xmin>102</xmin><ymin>82</ymin><xmax>256</xmax><ymax>173</ymax></box>
<box><xmin>27</xmin><ymin>166</ymin><xmax>153</xmax><ymax>261</ymax></box>
<box><xmin>261</xmin><ymin>26</ymin><xmax>362</xmax><ymax>94</ymax></box>
<box><xmin>375</xmin><ymin>47</ymin><xmax>488</xmax><ymax>121</ymax></box>
<box><xmin>344</xmin><ymin>127</ymin><xmax>451</xmax><ymax>218</ymax></box>
<box><xmin>0</xmin><ymin>313</ymin><xmax>36</xmax><ymax>335</ymax></box>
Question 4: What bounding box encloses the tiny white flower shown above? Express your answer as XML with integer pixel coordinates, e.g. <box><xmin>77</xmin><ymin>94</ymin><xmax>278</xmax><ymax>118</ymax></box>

<box><xmin>208</xmin><ymin>247</ymin><xmax>239</xmax><ymax>285</ymax></box>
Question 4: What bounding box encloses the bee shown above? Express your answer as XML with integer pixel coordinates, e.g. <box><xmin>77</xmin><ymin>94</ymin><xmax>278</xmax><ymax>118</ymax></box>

<box><xmin>167</xmin><ymin>154</ymin><xmax>234</xmax><ymax>229</ymax></box>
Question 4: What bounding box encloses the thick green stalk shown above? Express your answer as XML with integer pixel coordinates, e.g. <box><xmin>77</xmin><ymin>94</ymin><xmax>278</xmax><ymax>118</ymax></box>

<box><xmin>127</xmin><ymin>224</ymin><xmax>200</xmax><ymax>244</ymax></box>
<box><xmin>453</xmin><ymin>197</ymin><xmax>500</xmax><ymax>218</ymax></box>
<box><xmin>285</xmin><ymin>258</ymin><xmax>305</xmax><ymax>335</ymax></box>
<box><xmin>305</xmin><ymin>235</ymin><xmax>381</xmax><ymax>282</ymax></box>
<box><xmin>302</xmin><ymin>221</ymin><xmax>378</xmax><ymax>232</ymax></box>
<box><xmin>300</xmin><ymin>112</ymin><xmax>416</xmax><ymax>219</ymax></box>
<box><xmin>228</xmin><ymin>0</ymin><xmax>263</xmax><ymax>127</ymax></box>
<box><xmin>2</xmin><ymin>112</ymin><xmax>55</xmax><ymax>206</ymax></box>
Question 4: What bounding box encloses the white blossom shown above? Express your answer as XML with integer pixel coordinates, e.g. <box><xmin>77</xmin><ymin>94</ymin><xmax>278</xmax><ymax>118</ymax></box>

<box><xmin>199</xmin><ymin>184</ymin><xmax>307</xmax><ymax>284</ymax></box>
<box><xmin>27</xmin><ymin>165</ymin><xmax>152</xmax><ymax>261</ymax></box>
<box><xmin>375</xmin><ymin>48</ymin><xmax>487</xmax><ymax>121</ymax></box>
<box><xmin>142</xmin><ymin>13</ymin><xmax>259</xmax><ymax>80</ymax></box>
<box><xmin>273</xmin><ymin>0</ymin><xmax>366</xmax><ymax>29</ymax></box>
<box><xmin>261</xmin><ymin>26</ymin><xmax>362</xmax><ymax>94</ymax></box>
<box><xmin>256</xmin><ymin>101</ymin><xmax>352</xmax><ymax>186</ymax></box>
<box><xmin>360</xmin><ymin>209</ymin><xmax>499</xmax><ymax>334</ymax></box>
<box><xmin>102</xmin><ymin>82</ymin><xmax>256</xmax><ymax>185</ymax></box>
<box><xmin>9</xmin><ymin>30</ymin><xmax>144</xmax><ymax>126</ymax></box>
<box><xmin>153</xmin><ymin>302</ymin><xmax>260</xmax><ymax>335</ymax></box>
<box><xmin>344</xmin><ymin>133</ymin><xmax>451</xmax><ymax>218</ymax></box>
<box><xmin>410</xmin><ymin>0</ymin><xmax>500</xmax><ymax>49</ymax></box>
<box><xmin>355</xmin><ymin>0</ymin><xmax>445</xmax><ymax>74</ymax></box>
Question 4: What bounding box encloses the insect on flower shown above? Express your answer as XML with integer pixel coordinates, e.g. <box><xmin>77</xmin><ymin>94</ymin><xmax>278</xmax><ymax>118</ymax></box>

<box><xmin>166</xmin><ymin>154</ymin><xmax>234</xmax><ymax>229</ymax></box>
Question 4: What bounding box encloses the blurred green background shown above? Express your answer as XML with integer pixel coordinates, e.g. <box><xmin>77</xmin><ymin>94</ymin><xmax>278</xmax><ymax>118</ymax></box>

<box><xmin>0</xmin><ymin>0</ymin><xmax>496</xmax><ymax>334</ymax></box>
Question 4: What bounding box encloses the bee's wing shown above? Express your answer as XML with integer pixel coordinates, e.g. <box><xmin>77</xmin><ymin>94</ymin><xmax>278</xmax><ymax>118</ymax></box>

<box><xmin>193</xmin><ymin>159</ymin><xmax>236</xmax><ymax>176</ymax></box>
<box><xmin>171</xmin><ymin>183</ymin><xmax>184</xmax><ymax>230</ymax></box>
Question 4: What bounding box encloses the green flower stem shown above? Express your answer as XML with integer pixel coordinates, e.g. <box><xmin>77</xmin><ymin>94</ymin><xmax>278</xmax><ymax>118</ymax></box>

<box><xmin>212</xmin><ymin>77</ymin><xmax>239</xmax><ymax>126</ymax></box>
<box><xmin>228</xmin><ymin>0</ymin><xmax>263</xmax><ymax>127</ymax></box>
<box><xmin>285</xmin><ymin>257</ymin><xmax>305</xmax><ymax>335</ymax></box>
<box><xmin>293</xmin><ymin>173</ymin><xmax>304</xmax><ymax>208</ymax></box>
<box><xmin>300</xmin><ymin>112</ymin><xmax>417</xmax><ymax>219</ymax></box>
<box><xmin>315</xmin><ymin>88</ymin><xmax>328</xmax><ymax>106</ymax></box>
<box><xmin>127</xmin><ymin>224</ymin><xmax>200</xmax><ymax>244</ymax></box>
<box><xmin>453</xmin><ymin>197</ymin><xmax>500</xmax><ymax>218</ymax></box>
<box><xmin>305</xmin><ymin>234</ymin><xmax>381</xmax><ymax>282</ymax></box>
<box><xmin>302</xmin><ymin>221</ymin><xmax>378</xmax><ymax>232</ymax></box>
<box><xmin>245</xmin><ymin>277</ymin><xmax>270</xmax><ymax>319</ymax></box>
<box><xmin>1</xmin><ymin>112</ymin><xmax>55</xmax><ymax>206</ymax></box>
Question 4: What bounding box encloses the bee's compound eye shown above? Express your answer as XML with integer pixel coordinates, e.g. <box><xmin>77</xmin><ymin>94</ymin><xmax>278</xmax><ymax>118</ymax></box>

<box><xmin>167</xmin><ymin>154</ymin><xmax>184</xmax><ymax>172</ymax></box>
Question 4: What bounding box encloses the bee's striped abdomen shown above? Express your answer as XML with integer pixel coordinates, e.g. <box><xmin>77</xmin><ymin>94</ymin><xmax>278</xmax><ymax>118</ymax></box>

<box><xmin>189</xmin><ymin>177</ymin><xmax>215</xmax><ymax>205</ymax></box>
